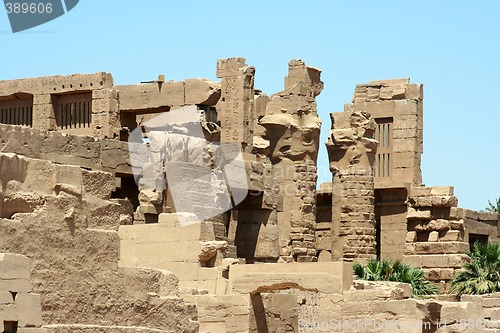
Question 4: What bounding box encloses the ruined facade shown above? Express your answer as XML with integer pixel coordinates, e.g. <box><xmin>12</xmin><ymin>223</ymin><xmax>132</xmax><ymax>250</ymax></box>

<box><xmin>0</xmin><ymin>58</ymin><xmax>499</xmax><ymax>332</ymax></box>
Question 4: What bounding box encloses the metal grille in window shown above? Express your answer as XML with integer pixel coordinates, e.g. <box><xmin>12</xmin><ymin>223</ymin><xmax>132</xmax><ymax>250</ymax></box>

<box><xmin>375</xmin><ymin>117</ymin><xmax>393</xmax><ymax>178</ymax></box>
<box><xmin>55</xmin><ymin>93</ymin><xmax>92</xmax><ymax>129</ymax></box>
<box><xmin>0</xmin><ymin>99</ymin><xmax>33</xmax><ymax>127</ymax></box>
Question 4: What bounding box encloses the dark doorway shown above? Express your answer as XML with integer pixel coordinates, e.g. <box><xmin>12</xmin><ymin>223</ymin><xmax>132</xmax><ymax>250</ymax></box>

<box><xmin>469</xmin><ymin>233</ymin><xmax>489</xmax><ymax>251</ymax></box>
<box><xmin>3</xmin><ymin>321</ymin><xmax>18</xmax><ymax>333</ymax></box>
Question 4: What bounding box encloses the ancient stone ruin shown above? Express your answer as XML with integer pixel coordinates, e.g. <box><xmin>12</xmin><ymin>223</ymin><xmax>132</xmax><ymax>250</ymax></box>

<box><xmin>0</xmin><ymin>58</ymin><xmax>499</xmax><ymax>332</ymax></box>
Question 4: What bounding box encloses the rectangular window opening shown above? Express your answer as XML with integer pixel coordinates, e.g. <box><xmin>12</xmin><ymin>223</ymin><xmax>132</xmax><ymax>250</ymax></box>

<box><xmin>375</xmin><ymin>117</ymin><xmax>394</xmax><ymax>179</ymax></box>
<box><xmin>0</xmin><ymin>95</ymin><xmax>33</xmax><ymax>127</ymax></box>
<box><xmin>54</xmin><ymin>92</ymin><xmax>92</xmax><ymax>130</ymax></box>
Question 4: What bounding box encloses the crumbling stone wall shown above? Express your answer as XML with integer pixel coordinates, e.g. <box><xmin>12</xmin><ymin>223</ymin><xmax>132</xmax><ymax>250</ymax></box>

<box><xmin>404</xmin><ymin>185</ymin><xmax>500</xmax><ymax>290</ymax></box>
<box><xmin>0</xmin><ymin>153</ymin><xmax>197</xmax><ymax>333</ymax></box>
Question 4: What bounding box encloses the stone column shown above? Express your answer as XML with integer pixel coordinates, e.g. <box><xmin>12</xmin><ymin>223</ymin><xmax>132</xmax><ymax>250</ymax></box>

<box><xmin>326</xmin><ymin>111</ymin><xmax>378</xmax><ymax>262</ymax></box>
<box><xmin>335</xmin><ymin>170</ymin><xmax>376</xmax><ymax>262</ymax></box>
<box><xmin>258</xmin><ymin>60</ymin><xmax>323</xmax><ymax>262</ymax></box>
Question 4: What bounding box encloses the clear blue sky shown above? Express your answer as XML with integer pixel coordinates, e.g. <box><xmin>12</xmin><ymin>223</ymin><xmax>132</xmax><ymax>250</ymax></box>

<box><xmin>1</xmin><ymin>1</ymin><xmax>499</xmax><ymax>211</ymax></box>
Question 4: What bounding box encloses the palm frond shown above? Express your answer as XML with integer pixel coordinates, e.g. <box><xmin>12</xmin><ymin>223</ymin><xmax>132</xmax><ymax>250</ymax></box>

<box><xmin>450</xmin><ymin>241</ymin><xmax>500</xmax><ymax>296</ymax></box>
<box><xmin>352</xmin><ymin>258</ymin><xmax>439</xmax><ymax>297</ymax></box>
<box><xmin>486</xmin><ymin>198</ymin><xmax>500</xmax><ymax>213</ymax></box>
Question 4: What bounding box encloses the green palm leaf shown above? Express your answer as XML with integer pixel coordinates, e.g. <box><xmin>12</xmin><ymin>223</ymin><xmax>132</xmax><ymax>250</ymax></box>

<box><xmin>352</xmin><ymin>258</ymin><xmax>439</xmax><ymax>297</ymax></box>
<box><xmin>486</xmin><ymin>198</ymin><xmax>500</xmax><ymax>213</ymax></box>
<box><xmin>449</xmin><ymin>241</ymin><xmax>500</xmax><ymax>296</ymax></box>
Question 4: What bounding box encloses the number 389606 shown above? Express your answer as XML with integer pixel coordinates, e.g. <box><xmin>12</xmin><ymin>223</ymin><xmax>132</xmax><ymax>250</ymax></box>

<box><xmin>5</xmin><ymin>2</ymin><xmax>53</xmax><ymax>14</ymax></box>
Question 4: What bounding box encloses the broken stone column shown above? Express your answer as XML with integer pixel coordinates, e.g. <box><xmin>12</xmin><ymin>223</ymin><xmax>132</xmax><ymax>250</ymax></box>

<box><xmin>216</xmin><ymin>57</ymin><xmax>255</xmax><ymax>152</ymax></box>
<box><xmin>326</xmin><ymin>111</ymin><xmax>378</xmax><ymax>262</ymax></box>
<box><xmin>258</xmin><ymin>59</ymin><xmax>323</xmax><ymax>262</ymax></box>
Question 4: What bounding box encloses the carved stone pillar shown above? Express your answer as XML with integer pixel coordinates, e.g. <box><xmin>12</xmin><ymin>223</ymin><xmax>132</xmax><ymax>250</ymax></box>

<box><xmin>326</xmin><ymin>111</ymin><xmax>378</xmax><ymax>262</ymax></box>
<box><xmin>257</xmin><ymin>60</ymin><xmax>323</xmax><ymax>262</ymax></box>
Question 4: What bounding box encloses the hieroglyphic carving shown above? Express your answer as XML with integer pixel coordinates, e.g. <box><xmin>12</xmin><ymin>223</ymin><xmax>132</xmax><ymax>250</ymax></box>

<box><xmin>216</xmin><ymin>58</ymin><xmax>255</xmax><ymax>151</ymax></box>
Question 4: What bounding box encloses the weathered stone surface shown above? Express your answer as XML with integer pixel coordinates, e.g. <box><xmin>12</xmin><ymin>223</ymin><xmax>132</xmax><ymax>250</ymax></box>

<box><xmin>409</xmin><ymin>196</ymin><xmax>459</xmax><ymax>208</ymax></box>
<box><xmin>326</xmin><ymin>110</ymin><xmax>378</xmax><ymax>262</ymax></box>
<box><xmin>407</xmin><ymin>207</ymin><xmax>432</xmax><ymax>220</ymax></box>
<box><xmin>16</xmin><ymin>292</ymin><xmax>44</xmax><ymax>327</ymax></box>
<box><xmin>0</xmin><ymin>253</ymin><xmax>31</xmax><ymax>280</ymax></box>
<box><xmin>82</xmin><ymin>169</ymin><xmax>115</xmax><ymax>200</ymax></box>
<box><xmin>440</xmin><ymin>301</ymin><xmax>484</xmax><ymax>325</ymax></box>
<box><xmin>184</xmin><ymin>78</ymin><xmax>221</xmax><ymax>105</ymax></box>
<box><xmin>229</xmin><ymin>262</ymin><xmax>352</xmax><ymax>294</ymax></box>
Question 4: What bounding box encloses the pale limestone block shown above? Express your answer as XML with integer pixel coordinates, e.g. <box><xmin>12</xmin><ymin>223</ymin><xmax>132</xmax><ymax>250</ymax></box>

<box><xmin>15</xmin><ymin>292</ymin><xmax>43</xmax><ymax>327</ymax></box>
<box><xmin>407</xmin><ymin>207</ymin><xmax>432</xmax><ymax>220</ymax></box>
<box><xmin>428</xmin><ymin>231</ymin><xmax>439</xmax><ymax>242</ymax></box>
<box><xmin>406</xmin><ymin>231</ymin><xmax>417</xmax><ymax>243</ymax></box>
<box><xmin>0</xmin><ymin>279</ymin><xmax>33</xmax><ymax>293</ymax></box>
<box><xmin>430</xmin><ymin>186</ymin><xmax>454</xmax><ymax>196</ymax></box>
<box><xmin>0</xmin><ymin>304</ymin><xmax>18</xmax><ymax>321</ymax></box>
<box><xmin>0</xmin><ymin>253</ymin><xmax>31</xmax><ymax>280</ymax></box>
<box><xmin>0</xmin><ymin>291</ymin><xmax>14</xmax><ymax>303</ymax></box>
<box><xmin>482</xmin><ymin>298</ymin><xmax>500</xmax><ymax>308</ymax></box>
<box><xmin>440</xmin><ymin>301</ymin><xmax>484</xmax><ymax>326</ymax></box>
<box><xmin>368</xmin><ymin>299</ymin><xmax>418</xmax><ymax>317</ymax></box>
<box><xmin>439</xmin><ymin>230</ymin><xmax>463</xmax><ymax>242</ymax></box>
<box><xmin>184</xmin><ymin>79</ymin><xmax>220</xmax><ymax>105</ymax></box>
<box><xmin>229</xmin><ymin>262</ymin><xmax>352</xmax><ymax>294</ymax></box>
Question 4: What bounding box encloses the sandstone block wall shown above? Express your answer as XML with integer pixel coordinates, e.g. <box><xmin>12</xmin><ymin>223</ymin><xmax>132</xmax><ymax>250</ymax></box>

<box><xmin>119</xmin><ymin>213</ymin><xmax>233</xmax><ymax>300</ymax></box>
<box><xmin>195</xmin><ymin>262</ymin><xmax>352</xmax><ymax>333</ymax></box>
<box><xmin>0</xmin><ymin>253</ymin><xmax>46</xmax><ymax>333</ymax></box>
<box><xmin>0</xmin><ymin>153</ymin><xmax>197</xmax><ymax>332</ymax></box>
<box><xmin>0</xmin><ymin>124</ymin><xmax>133</xmax><ymax>174</ymax></box>
<box><xmin>347</xmin><ymin>78</ymin><xmax>423</xmax><ymax>184</ymax></box>
<box><xmin>404</xmin><ymin>185</ymin><xmax>500</xmax><ymax>289</ymax></box>
<box><xmin>0</xmin><ymin>153</ymin><xmax>132</xmax><ymax>229</ymax></box>
<box><xmin>461</xmin><ymin>293</ymin><xmax>500</xmax><ymax>330</ymax></box>
<box><xmin>0</xmin><ymin>73</ymin><xmax>119</xmax><ymax>138</ymax></box>
<box><xmin>342</xmin><ymin>280</ymin><xmax>421</xmax><ymax>333</ymax></box>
